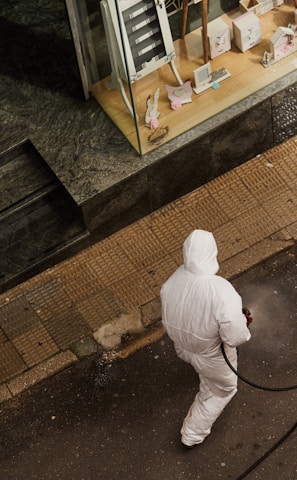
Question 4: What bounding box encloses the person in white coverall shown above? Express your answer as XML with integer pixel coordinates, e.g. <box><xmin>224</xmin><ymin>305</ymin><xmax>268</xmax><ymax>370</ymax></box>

<box><xmin>160</xmin><ymin>229</ymin><xmax>251</xmax><ymax>447</ymax></box>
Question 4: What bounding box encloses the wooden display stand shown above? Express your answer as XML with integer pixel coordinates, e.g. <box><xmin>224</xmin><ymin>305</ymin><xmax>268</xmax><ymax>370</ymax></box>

<box><xmin>100</xmin><ymin>0</ymin><xmax>183</xmax><ymax>117</ymax></box>
<box><xmin>181</xmin><ymin>0</ymin><xmax>209</xmax><ymax>63</ymax></box>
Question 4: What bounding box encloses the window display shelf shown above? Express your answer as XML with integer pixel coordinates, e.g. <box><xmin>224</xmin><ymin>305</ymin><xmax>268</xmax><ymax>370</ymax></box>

<box><xmin>92</xmin><ymin>2</ymin><xmax>297</xmax><ymax>155</ymax></box>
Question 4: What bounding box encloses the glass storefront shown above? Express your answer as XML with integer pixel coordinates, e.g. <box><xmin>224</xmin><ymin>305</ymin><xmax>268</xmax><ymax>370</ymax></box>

<box><xmin>65</xmin><ymin>0</ymin><xmax>297</xmax><ymax>155</ymax></box>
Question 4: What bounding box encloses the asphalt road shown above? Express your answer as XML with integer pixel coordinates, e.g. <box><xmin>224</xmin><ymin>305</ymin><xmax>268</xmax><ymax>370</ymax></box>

<box><xmin>1</xmin><ymin>246</ymin><xmax>297</xmax><ymax>480</ymax></box>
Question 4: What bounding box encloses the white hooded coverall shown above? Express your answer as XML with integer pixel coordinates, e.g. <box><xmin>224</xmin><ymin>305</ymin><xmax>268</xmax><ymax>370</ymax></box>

<box><xmin>160</xmin><ymin>230</ymin><xmax>251</xmax><ymax>447</ymax></box>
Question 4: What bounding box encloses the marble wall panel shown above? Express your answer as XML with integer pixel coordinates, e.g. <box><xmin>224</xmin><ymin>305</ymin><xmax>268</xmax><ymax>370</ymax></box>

<box><xmin>81</xmin><ymin>169</ymin><xmax>151</xmax><ymax>240</ymax></box>
<box><xmin>210</xmin><ymin>98</ymin><xmax>274</xmax><ymax>171</ymax></box>
<box><xmin>146</xmin><ymin>98</ymin><xmax>274</xmax><ymax>212</ymax></box>
<box><xmin>147</xmin><ymin>135</ymin><xmax>211</xmax><ymax>211</ymax></box>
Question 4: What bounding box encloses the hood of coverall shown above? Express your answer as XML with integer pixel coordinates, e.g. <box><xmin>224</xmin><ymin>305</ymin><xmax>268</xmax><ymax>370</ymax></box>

<box><xmin>183</xmin><ymin>230</ymin><xmax>219</xmax><ymax>275</ymax></box>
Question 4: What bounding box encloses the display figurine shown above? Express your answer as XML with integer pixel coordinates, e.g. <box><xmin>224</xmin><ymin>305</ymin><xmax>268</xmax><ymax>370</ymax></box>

<box><xmin>262</xmin><ymin>25</ymin><xmax>296</xmax><ymax>67</ymax></box>
<box><xmin>270</xmin><ymin>26</ymin><xmax>295</xmax><ymax>59</ymax></box>
<box><xmin>145</xmin><ymin>88</ymin><xmax>160</xmax><ymax>129</ymax></box>
<box><xmin>165</xmin><ymin>81</ymin><xmax>193</xmax><ymax>111</ymax></box>
<box><xmin>262</xmin><ymin>50</ymin><xmax>273</xmax><ymax>66</ymax></box>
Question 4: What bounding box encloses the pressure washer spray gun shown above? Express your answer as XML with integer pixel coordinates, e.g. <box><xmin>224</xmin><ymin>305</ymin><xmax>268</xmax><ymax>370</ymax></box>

<box><xmin>242</xmin><ymin>307</ymin><xmax>253</xmax><ymax>328</ymax></box>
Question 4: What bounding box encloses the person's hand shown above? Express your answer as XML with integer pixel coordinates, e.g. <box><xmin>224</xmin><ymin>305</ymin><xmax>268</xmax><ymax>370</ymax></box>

<box><xmin>242</xmin><ymin>307</ymin><xmax>253</xmax><ymax>327</ymax></box>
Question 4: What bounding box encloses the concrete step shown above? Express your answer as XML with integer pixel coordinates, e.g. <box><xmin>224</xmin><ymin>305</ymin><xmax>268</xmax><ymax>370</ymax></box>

<box><xmin>0</xmin><ymin>139</ymin><xmax>90</xmax><ymax>293</ymax></box>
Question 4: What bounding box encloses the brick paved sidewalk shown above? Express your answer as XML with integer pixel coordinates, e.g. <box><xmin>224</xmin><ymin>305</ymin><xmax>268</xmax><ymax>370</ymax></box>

<box><xmin>1</xmin><ymin>136</ymin><xmax>297</xmax><ymax>403</ymax></box>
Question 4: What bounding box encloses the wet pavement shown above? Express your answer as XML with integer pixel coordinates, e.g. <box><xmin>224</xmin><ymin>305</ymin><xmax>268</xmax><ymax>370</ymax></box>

<box><xmin>0</xmin><ymin>246</ymin><xmax>296</xmax><ymax>480</ymax></box>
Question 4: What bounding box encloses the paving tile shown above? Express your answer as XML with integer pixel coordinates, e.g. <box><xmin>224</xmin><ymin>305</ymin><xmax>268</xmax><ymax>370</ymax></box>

<box><xmin>176</xmin><ymin>186</ymin><xmax>229</xmax><ymax>230</ymax></box>
<box><xmin>236</xmin><ymin>155</ymin><xmax>288</xmax><ymax>203</ymax></box>
<box><xmin>144</xmin><ymin>255</ymin><xmax>178</xmax><ymax>296</ymax></box>
<box><xmin>213</xmin><ymin>222</ymin><xmax>250</xmax><ymax>262</ymax></box>
<box><xmin>16</xmin><ymin>271</ymin><xmax>54</xmax><ymax>296</ymax></box>
<box><xmin>220</xmin><ymin>236</ymin><xmax>294</xmax><ymax>280</ymax></box>
<box><xmin>204</xmin><ymin>168</ymin><xmax>240</xmax><ymax>190</ymax></box>
<box><xmin>0</xmin><ymin>337</ymin><xmax>26</xmax><ymax>383</ymax></box>
<box><xmin>232</xmin><ymin>205</ymin><xmax>281</xmax><ymax>245</ymax></box>
<box><xmin>87</xmin><ymin>247</ymin><xmax>137</xmax><ymax>286</ymax></box>
<box><xmin>145</xmin><ymin>203</ymin><xmax>193</xmax><ymax>253</ymax></box>
<box><xmin>53</xmin><ymin>233</ymin><xmax>122</xmax><ymax>268</ymax></box>
<box><xmin>0</xmin><ymin>295</ymin><xmax>40</xmax><ymax>339</ymax></box>
<box><xmin>262</xmin><ymin>189</ymin><xmax>297</xmax><ymax>229</ymax></box>
<box><xmin>262</xmin><ymin>138</ymin><xmax>297</xmax><ymax>165</ymax></box>
<box><xmin>286</xmin><ymin>221</ymin><xmax>297</xmax><ymax>240</ymax></box>
<box><xmin>206</xmin><ymin>177</ymin><xmax>259</xmax><ymax>220</ymax></box>
<box><xmin>25</xmin><ymin>278</ymin><xmax>72</xmax><ymax>321</ymax></box>
<box><xmin>261</xmin><ymin>147</ymin><xmax>297</xmax><ymax>192</ymax></box>
<box><xmin>115</xmin><ymin>220</ymin><xmax>166</xmax><ymax>267</ymax></box>
<box><xmin>79</xmin><ymin>233</ymin><xmax>121</xmax><ymax>258</ymax></box>
<box><xmin>12</xmin><ymin>324</ymin><xmax>59</xmax><ymax>368</ymax></box>
<box><xmin>0</xmin><ymin>285</ymin><xmax>23</xmax><ymax>304</ymax></box>
<box><xmin>41</xmin><ymin>307</ymin><xmax>91</xmax><ymax>350</ymax></box>
<box><xmin>76</xmin><ymin>289</ymin><xmax>125</xmax><ymax>330</ymax></box>
<box><xmin>57</xmin><ymin>263</ymin><xmax>100</xmax><ymax>301</ymax></box>
<box><xmin>169</xmin><ymin>247</ymin><xmax>183</xmax><ymax>266</ymax></box>
<box><xmin>109</xmin><ymin>270</ymin><xmax>156</xmax><ymax>310</ymax></box>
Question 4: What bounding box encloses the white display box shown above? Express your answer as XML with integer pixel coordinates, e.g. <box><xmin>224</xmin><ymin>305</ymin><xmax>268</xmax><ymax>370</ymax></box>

<box><xmin>232</xmin><ymin>12</ymin><xmax>261</xmax><ymax>52</ymax></box>
<box><xmin>204</xmin><ymin>18</ymin><xmax>231</xmax><ymax>59</ymax></box>
<box><xmin>239</xmin><ymin>0</ymin><xmax>284</xmax><ymax>16</ymax></box>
